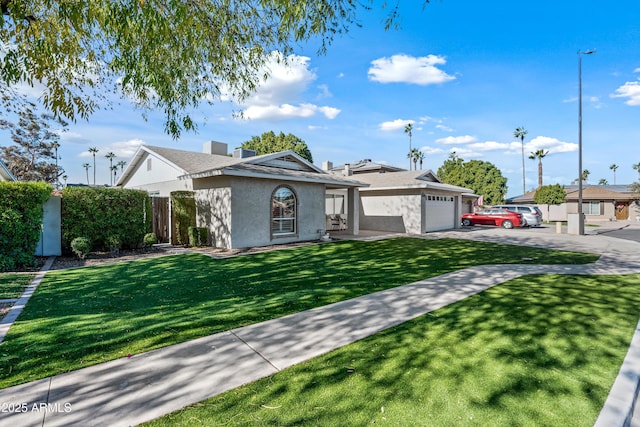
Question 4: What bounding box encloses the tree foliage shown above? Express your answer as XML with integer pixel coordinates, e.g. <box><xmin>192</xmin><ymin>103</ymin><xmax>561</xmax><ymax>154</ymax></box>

<box><xmin>0</xmin><ymin>0</ymin><xmax>396</xmax><ymax>138</ymax></box>
<box><xmin>437</xmin><ymin>152</ymin><xmax>507</xmax><ymax>205</ymax></box>
<box><xmin>533</xmin><ymin>184</ymin><xmax>566</xmax><ymax>206</ymax></box>
<box><xmin>0</xmin><ymin>101</ymin><xmax>67</xmax><ymax>182</ymax></box>
<box><xmin>241</xmin><ymin>131</ymin><xmax>314</xmax><ymax>163</ymax></box>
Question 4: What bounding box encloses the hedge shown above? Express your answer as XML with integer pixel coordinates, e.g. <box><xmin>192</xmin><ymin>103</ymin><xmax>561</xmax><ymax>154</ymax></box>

<box><xmin>0</xmin><ymin>181</ymin><xmax>53</xmax><ymax>271</ymax></box>
<box><xmin>61</xmin><ymin>187</ymin><xmax>151</xmax><ymax>251</ymax></box>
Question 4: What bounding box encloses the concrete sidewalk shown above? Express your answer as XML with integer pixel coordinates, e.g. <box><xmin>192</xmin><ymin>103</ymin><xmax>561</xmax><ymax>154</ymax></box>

<box><xmin>0</xmin><ymin>229</ymin><xmax>639</xmax><ymax>427</ymax></box>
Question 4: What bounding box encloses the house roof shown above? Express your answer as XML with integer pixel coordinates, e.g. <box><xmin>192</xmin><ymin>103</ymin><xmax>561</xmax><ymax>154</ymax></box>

<box><xmin>329</xmin><ymin>159</ymin><xmax>406</xmax><ymax>174</ymax></box>
<box><xmin>117</xmin><ymin>145</ymin><xmax>366</xmax><ymax>188</ymax></box>
<box><xmin>0</xmin><ymin>159</ymin><xmax>16</xmax><ymax>181</ymax></box>
<box><xmin>353</xmin><ymin>170</ymin><xmax>475</xmax><ymax>194</ymax></box>
<box><xmin>508</xmin><ymin>184</ymin><xmax>638</xmax><ymax>203</ymax></box>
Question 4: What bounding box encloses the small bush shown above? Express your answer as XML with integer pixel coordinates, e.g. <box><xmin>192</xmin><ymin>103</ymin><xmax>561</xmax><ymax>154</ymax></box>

<box><xmin>71</xmin><ymin>237</ymin><xmax>92</xmax><ymax>260</ymax></box>
<box><xmin>188</xmin><ymin>227</ymin><xmax>209</xmax><ymax>247</ymax></box>
<box><xmin>143</xmin><ymin>233</ymin><xmax>157</xmax><ymax>248</ymax></box>
<box><xmin>106</xmin><ymin>235</ymin><xmax>121</xmax><ymax>256</ymax></box>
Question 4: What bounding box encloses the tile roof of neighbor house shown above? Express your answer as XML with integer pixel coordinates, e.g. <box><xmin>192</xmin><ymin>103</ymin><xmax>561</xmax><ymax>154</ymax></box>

<box><xmin>351</xmin><ymin>170</ymin><xmax>475</xmax><ymax>194</ymax></box>
<box><xmin>118</xmin><ymin>145</ymin><xmax>367</xmax><ymax>188</ymax></box>
<box><xmin>0</xmin><ymin>159</ymin><xmax>16</xmax><ymax>181</ymax></box>
<box><xmin>508</xmin><ymin>184</ymin><xmax>638</xmax><ymax>203</ymax></box>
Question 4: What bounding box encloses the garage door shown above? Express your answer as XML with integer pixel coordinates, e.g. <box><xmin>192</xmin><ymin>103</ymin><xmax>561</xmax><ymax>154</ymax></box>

<box><xmin>424</xmin><ymin>194</ymin><xmax>456</xmax><ymax>232</ymax></box>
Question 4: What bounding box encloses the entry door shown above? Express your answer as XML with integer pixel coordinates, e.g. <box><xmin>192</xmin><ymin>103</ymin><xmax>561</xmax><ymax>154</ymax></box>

<box><xmin>615</xmin><ymin>203</ymin><xmax>629</xmax><ymax>220</ymax></box>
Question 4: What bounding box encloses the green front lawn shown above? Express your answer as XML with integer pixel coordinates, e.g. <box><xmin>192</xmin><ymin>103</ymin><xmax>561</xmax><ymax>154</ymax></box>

<box><xmin>0</xmin><ymin>274</ymin><xmax>34</xmax><ymax>299</ymax></box>
<box><xmin>0</xmin><ymin>238</ymin><xmax>599</xmax><ymax>389</ymax></box>
<box><xmin>147</xmin><ymin>273</ymin><xmax>640</xmax><ymax>427</ymax></box>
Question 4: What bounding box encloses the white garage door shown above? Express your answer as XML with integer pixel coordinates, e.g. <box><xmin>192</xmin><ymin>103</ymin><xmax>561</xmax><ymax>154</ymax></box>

<box><xmin>424</xmin><ymin>194</ymin><xmax>456</xmax><ymax>232</ymax></box>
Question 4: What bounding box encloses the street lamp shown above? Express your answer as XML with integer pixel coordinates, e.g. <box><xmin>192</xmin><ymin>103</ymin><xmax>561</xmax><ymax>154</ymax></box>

<box><xmin>578</xmin><ymin>48</ymin><xmax>595</xmax><ymax>235</ymax></box>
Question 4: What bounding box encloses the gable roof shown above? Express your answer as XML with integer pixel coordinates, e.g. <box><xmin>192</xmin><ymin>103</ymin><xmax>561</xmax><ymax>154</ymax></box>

<box><xmin>508</xmin><ymin>184</ymin><xmax>638</xmax><ymax>203</ymax></box>
<box><xmin>353</xmin><ymin>170</ymin><xmax>475</xmax><ymax>193</ymax></box>
<box><xmin>329</xmin><ymin>159</ymin><xmax>406</xmax><ymax>174</ymax></box>
<box><xmin>117</xmin><ymin>145</ymin><xmax>366</xmax><ymax>188</ymax></box>
<box><xmin>0</xmin><ymin>159</ymin><xmax>16</xmax><ymax>181</ymax></box>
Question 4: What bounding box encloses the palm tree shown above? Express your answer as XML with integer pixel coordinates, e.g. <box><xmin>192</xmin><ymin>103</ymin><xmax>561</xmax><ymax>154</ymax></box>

<box><xmin>82</xmin><ymin>163</ymin><xmax>91</xmax><ymax>185</ymax></box>
<box><xmin>404</xmin><ymin>123</ymin><xmax>413</xmax><ymax>170</ymax></box>
<box><xmin>582</xmin><ymin>169</ymin><xmax>590</xmax><ymax>183</ymax></box>
<box><xmin>633</xmin><ymin>162</ymin><xmax>640</xmax><ymax>180</ymax></box>
<box><xmin>111</xmin><ymin>165</ymin><xmax>118</xmax><ymax>186</ymax></box>
<box><xmin>88</xmin><ymin>147</ymin><xmax>99</xmax><ymax>185</ymax></box>
<box><xmin>598</xmin><ymin>178</ymin><xmax>608</xmax><ymax>185</ymax></box>
<box><xmin>410</xmin><ymin>148</ymin><xmax>420</xmax><ymax>171</ymax></box>
<box><xmin>105</xmin><ymin>152</ymin><xmax>116</xmax><ymax>185</ymax></box>
<box><xmin>416</xmin><ymin>150</ymin><xmax>425</xmax><ymax>170</ymax></box>
<box><xmin>514</xmin><ymin>127</ymin><xmax>528</xmax><ymax>195</ymax></box>
<box><xmin>528</xmin><ymin>149</ymin><xmax>549</xmax><ymax>188</ymax></box>
<box><xmin>609</xmin><ymin>164</ymin><xmax>619</xmax><ymax>185</ymax></box>
<box><xmin>117</xmin><ymin>160</ymin><xmax>127</xmax><ymax>173</ymax></box>
<box><xmin>62</xmin><ymin>174</ymin><xmax>68</xmax><ymax>187</ymax></box>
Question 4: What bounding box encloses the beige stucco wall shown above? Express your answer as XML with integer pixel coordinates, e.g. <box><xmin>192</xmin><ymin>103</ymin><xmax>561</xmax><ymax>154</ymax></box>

<box><xmin>359</xmin><ymin>190</ymin><xmax>422</xmax><ymax>234</ymax></box>
<box><xmin>193</xmin><ymin>176</ymin><xmax>326</xmax><ymax>249</ymax></box>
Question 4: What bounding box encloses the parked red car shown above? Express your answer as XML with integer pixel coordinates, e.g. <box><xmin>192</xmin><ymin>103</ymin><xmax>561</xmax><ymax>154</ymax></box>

<box><xmin>461</xmin><ymin>208</ymin><xmax>524</xmax><ymax>229</ymax></box>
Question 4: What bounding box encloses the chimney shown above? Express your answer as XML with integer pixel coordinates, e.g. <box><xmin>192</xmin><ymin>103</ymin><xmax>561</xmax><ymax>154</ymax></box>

<box><xmin>203</xmin><ymin>141</ymin><xmax>228</xmax><ymax>156</ymax></box>
<box><xmin>343</xmin><ymin>163</ymin><xmax>352</xmax><ymax>176</ymax></box>
<box><xmin>233</xmin><ymin>148</ymin><xmax>257</xmax><ymax>159</ymax></box>
<box><xmin>322</xmin><ymin>161</ymin><xmax>333</xmax><ymax>171</ymax></box>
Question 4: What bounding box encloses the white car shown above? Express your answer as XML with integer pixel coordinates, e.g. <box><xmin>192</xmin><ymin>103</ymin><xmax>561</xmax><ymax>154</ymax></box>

<box><xmin>492</xmin><ymin>205</ymin><xmax>543</xmax><ymax>227</ymax></box>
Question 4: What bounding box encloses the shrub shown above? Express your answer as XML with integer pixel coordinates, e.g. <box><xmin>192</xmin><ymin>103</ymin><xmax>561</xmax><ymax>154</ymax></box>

<box><xmin>70</xmin><ymin>237</ymin><xmax>92</xmax><ymax>260</ymax></box>
<box><xmin>106</xmin><ymin>235</ymin><xmax>121</xmax><ymax>256</ymax></box>
<box><xmin>143</xmin><ymin>233</ymin><xmax>157</xmax><ymax>248</ymax></box>
<box><xmin>188</xmin><ymin>227</ymin><xmax>209</xmax><ymax>247</ymax></box>
<box><xmin>62</xmin><ymin>187</ymin><xmax>150</xmax><ymax>251</ymax></box>
<box><xmin>0</xmin><ymin>182</ymin><xmax>53</xmax><ymax>271</ymax></box>
<box><xmin>171</xmin><ymin>191</ymin><xmax>196</xmax><ymax>246</ymax></box>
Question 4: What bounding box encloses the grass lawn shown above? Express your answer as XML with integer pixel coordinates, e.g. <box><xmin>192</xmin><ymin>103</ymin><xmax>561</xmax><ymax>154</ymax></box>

<box><xmin>0</xmin><ymin>237</ymin><xmax>599</xmax><ymax>389</ymax></box>
<box><xmin>0</xmin><ymin>274</ymin><xmax>34</xmax><ymax>299</ymax></box>
<box><xmin>146</xmin><ymin>273</ymin><xmax>640</xmax><ymax>427</ymax></box>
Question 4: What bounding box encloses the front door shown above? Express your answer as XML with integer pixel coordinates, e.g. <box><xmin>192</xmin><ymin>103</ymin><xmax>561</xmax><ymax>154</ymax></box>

<box><xmin>615</xmin><ymin>202</ymin><xmax>629</xmax><ymax>220</ymax></box>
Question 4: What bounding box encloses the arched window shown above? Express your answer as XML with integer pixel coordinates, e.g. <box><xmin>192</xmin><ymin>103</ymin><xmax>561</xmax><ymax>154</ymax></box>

<box><xmin>271</xmin><ymin>186</ymin><xmax>297</xmax><ymax>235</ymax></box>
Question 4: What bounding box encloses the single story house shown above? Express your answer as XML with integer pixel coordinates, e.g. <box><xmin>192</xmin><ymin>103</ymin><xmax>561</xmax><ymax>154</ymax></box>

<box><xmin>508</xmin><ymin>184</ymin><xmax>640</xmax><ymax>222</ymax></box>
<box><xmin>117</xmin><ymin>142</ymin><xmax>366</xmax><ymax>248</ymax></box>
<box><xmin>0</xmin><ymin>159</ymin><xmax>16</xmax><ymax>181</ymax></box>
<box><xmin>324</xmin><ymin>160</ymin><xmax>478</xmax><ymax>234</ymax></box>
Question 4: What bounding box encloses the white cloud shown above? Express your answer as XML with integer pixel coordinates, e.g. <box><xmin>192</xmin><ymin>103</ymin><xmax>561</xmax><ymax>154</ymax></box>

<box><xmin>436</xmin><ymin>135</ymin><xmax>477</xmax><ymax>145</ymax></box>
<box><xmin>379</xmin><ymin>119</ymin><xmax>414</xmax><ymax>132</ymax></box>
<box><xmin>419</xmin><ymin>146</ymin><xmax>445</xmax><ymax>155</ymax></box>
<box><xmin>611</xmin><ymin>81</ymin><xmax>640</xmax><ymax>106</ymax></box>
<box><xmin>238</xmin><ymin>52</ymin><xmax>340</xmax><ymax>121</ymax></box>
<box><xmin>525</xmin><ymin>136</ymin><xmax>577</xmax><ymax>153</ymax></box>
<box><xmin>634</xmin><ymin>68</ymin><xmax>640</xmax><ymax>73</ymax></box>
<box><xmin>78</xmin><ymin>139</ymin><xmax>144</xmax><ymax>159</ymax></box>
<box><xmin>468</xmin><ymin>141</ymin><xmax>513</xmax><ymax>151</ymax></box>
<box><xmin>368</xmin><ymin>54</ymin><xmax>455</xmax><ymax>85</ymax></box>
<box><xmin>435</xmin><ymin>124</ymin><xmax>453</xmax><ymax>132</ymax></box>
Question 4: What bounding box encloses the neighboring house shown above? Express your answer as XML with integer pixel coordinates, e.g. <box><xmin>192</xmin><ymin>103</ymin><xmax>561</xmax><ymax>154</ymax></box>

<box><xmin>508</xmin><ymin>184</ymin><xmax>640</xmax><ymax>221</ymax></box>
<box><xmin>325</xmin><ymin>160</ymin><xmax>478</xmax><ymax>234</ymax></box>
<box><xmin>117</xmin><ymin>142</ymin><xmax>366</xmax><ymax>248</ymax></box>
<box><xmin>325</xmin><ymin>159</ymin><xmax>406</xmax><ymax>175</ymax></box>
<box><xmin>0</xmin><ymin>159</ymin><xmax>16</xmax><ymax>181</ymax></box>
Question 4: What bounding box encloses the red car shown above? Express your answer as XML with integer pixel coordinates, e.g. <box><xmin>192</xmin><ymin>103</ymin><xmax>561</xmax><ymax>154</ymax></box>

<box><xmin>461</xmin><ymin>208</ymin><xmax>524</xmax><ymax>229</ymax></box>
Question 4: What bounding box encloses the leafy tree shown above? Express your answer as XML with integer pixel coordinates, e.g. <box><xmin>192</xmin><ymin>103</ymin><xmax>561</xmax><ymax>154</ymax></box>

<box><xmin>528</xmin><ymin>149</ymin><xmax>548</xmax><ymax>189</ymax></box>
<box><xmin>533</xmin><ymin>183</ymin><xmax>566</xmax><ymax>222</ymax></box>
<box><xmin>240</xmin><ymin>131</ymin><xmax>313</xmax><ymax>163</ymax></box>
<box><xmin>633</xmin><ymin>162</ymin><xmax>640</xmax><ymax>180</ymax></box>
<box><xmin>0</xmin><ymin>102</ymin><xmax>67</xmax><ymax>181</ymax></box>
<box><xmin>514</xmin><ymin>126</ymin><xmax>528</xmax><ymax>195</ymax></box>
<box><xmin>437</xmin><ymin>152</ymin><xmax>507</xmax><ymax>205</ymax></box>
<box><xmin>610</xmin><ymin>163</ymin><xmax>619</xmax><ymax>185</ymax></box>
<box><xmin>0</xmin><ymin>1</ymin><xmax>415</xmax><ymax>138</ymax></box>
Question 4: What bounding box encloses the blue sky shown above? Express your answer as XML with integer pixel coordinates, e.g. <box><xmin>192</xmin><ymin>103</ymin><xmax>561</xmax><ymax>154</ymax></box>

<box><xmin>8</xmin><ymin>1</ymin><xmax>640</xmax><ymax>197</ymax></box>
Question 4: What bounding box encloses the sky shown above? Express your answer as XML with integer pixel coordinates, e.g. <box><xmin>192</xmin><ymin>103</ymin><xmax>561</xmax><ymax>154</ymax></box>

<box><xmin>4</xmin><ymin>1</ymin><xmax>640</xmax><ymax>197</ymax></box>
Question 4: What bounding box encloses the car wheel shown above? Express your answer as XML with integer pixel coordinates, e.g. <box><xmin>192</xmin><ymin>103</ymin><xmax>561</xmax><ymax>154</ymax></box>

<box><xmin>462</xmin><ymin>219</ymin><xmax>472</xmax><ymax>226</ymax></box>
<box><xmin>502</xmin><ymin>220</ymin><xmax>513</xmax><ymax>229</ymax></box>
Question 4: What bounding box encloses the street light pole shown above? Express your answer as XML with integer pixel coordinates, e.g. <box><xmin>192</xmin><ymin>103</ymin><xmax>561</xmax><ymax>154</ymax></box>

<box><xmin>578</xmin><ymin>49</ymin><xmax>595</xmax><ymax>236</ymax></box>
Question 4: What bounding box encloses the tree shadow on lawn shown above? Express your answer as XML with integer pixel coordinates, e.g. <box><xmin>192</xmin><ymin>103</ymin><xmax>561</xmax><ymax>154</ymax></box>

<box><xmin>150</xmin><ymin>274</ymin><xmax>640</xmax><ymax>427</ymax></box>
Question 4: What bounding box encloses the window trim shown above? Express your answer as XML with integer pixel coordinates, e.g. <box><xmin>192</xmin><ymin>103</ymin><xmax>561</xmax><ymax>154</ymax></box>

<box><xmin>271</xmin><ymin>185</ymin><xmax>298</xmax><ymax>239</ymax></box>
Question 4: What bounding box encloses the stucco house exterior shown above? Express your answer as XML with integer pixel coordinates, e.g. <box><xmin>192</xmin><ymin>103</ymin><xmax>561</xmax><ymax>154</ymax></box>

<box><xmin>117</xmin><ymin>142</ymin><xmax>365</xmax><ymax>248</ymax></box>
<box><xmin>0</xmin><ymin>159</ymin><xmax>16</xmax><ymax>181</ymax></box>
<box><xmin>508</xmin><ymin>184</ymin><xmax>640</xmax><ymax>222</ymax></box>
<box><xmin>323</xmin><ymin>160</ymin><xmax>478</xmax><ymax>234</ymax></box>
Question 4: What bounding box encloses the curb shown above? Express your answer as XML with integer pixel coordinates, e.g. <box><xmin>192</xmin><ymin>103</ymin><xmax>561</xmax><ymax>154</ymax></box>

<box><xmin>0</xmin><ymin>256</ymin><xmax>55</xmax><ymax>344</ymax></box>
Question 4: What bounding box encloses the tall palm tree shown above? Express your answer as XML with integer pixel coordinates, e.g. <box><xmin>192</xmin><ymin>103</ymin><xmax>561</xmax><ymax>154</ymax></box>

<box><xmin>633</xmin><ymin>162</ymin><xmax>640</xmax><ymax>180</ymax></box>
<box><xmin>88</xmin><ymin>147</ymin><xmax>99</xmax><ymax>185</ymax></box>
<box><xmin>410</xmin><ymin>148</ymin><xmax>420</xmax><ymax>171</ymax></box>
<box><xmin>82</xmin><ymin>163</ymin><xmax>91</xmax><ymax>185</ymax></box>
<box><xmin>598</xmin><ymin>178</ymin><xmax>608</xmax><ymax>185</ymax></box>
<box><xmin>105</xmin><ymin>152</ymin><xmax>116</xmax><ymax>185</ymax></box>
<box><xmin>609</xmin><ymin>164</ymin><xmax>619</xmax><ymax>185</ymax></box>
<box><xmin>404</xmin><ymin>123</ymin><xmax>413</xmax><ymax>170</ymax></box>
<box><xmin>416</xmin><ymin>151</ymin><xmax>425</xmax><ymax>170</ymax></box>
<box><xmin>528</xmin><ymin>149</ymin><xmax>549</xmax><ymax>188</ymax></box>
<box><xmin>111</xmin><ymin>165</ymin><xmax>118</xmax><ymax>186</ymax></box>
<box><xmin>513</xmin><ymin>127</ymin><xmax>528</xmax><ymax>195</ymax></box>
<box><xmin>582</xmin><ymin>169</ymin><xmax>590</xmax><ymax>183</ymax></box>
